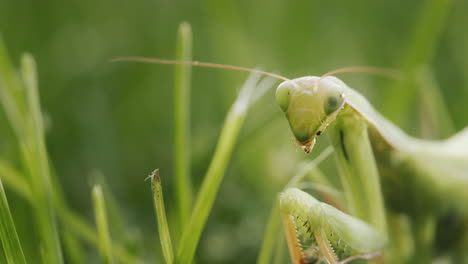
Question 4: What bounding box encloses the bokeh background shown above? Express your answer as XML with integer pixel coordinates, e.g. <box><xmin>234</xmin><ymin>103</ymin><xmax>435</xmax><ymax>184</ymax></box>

<box><xmin>1</xmin><ymin>0</ymin><xmax>467</xmax><ymax>263</ymax></box>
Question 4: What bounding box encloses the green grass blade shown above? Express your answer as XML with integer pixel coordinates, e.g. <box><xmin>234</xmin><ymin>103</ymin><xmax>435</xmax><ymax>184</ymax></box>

<box><xmin>1</xmin><ymin>44</ymin><xmax>64</xmax><ymax>263</ymax></box>
<box><xmin>0</xmin><ymin>160</ymin><xmax>32</xmax><ymax>201</ymax></box>
<box><xmin>0</xmin><ymin>177</ymin><xmax>27</xmax><ymax>264</ymax></box>
<box><xmin>382</xmin><ymin>0</ymin><xmax>453</xmax><ymax>124</ymax></box>
<box><xmin>150</xmin><ymin>169</ymin><xmax>174</xmax><ymax>264</ymax></box>
<box><xmin>176</xmin><ymin>73</ymin><xmax>272</xmax><ymax>264</ymax></box>
<box><xmin>92</xmin><ymin>185</ymin><xmax>115</xmax><ymax>264</ymax></box>
<box><xmin>21</xmin><ymin>53</ymin><xmax>64</xmax><ymax>264</ymax></box>
<box><xmin>61</xmin><ymin>230</ymin><xmax>85</xmax><ymax>264</ymax></box>
<box><xmin>89</xmin><ymin>171</ymin><xmax>142</xmax><ymax>253</ymax></box>
<box><xmin>173</xmin><ymin>22</ymin><xmax>193</xmax><ymax>231</ymax></box>
<box><xmin>176</xmin><ymin>104</ymin><xmax>246</xmax><ymax>264</ymax></box>
<box><xmin>256</xmin><ymin>203</ymin><xmax>280</xmax><ymax>264</ymax></box>
<box><xmin>272</xmin><ymin>233</ymin><xmax>285</xmax><ymax>264</ymax></box>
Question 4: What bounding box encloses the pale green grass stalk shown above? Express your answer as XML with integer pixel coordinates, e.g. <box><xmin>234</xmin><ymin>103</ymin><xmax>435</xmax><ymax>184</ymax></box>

<box><xmin>0</xmin><ymin>177</ymin><xmax>27</xmax><ymax>264</ymax></box>
<box><xmin>256</xmin><ymin>203</ymin><xmax>280</xmax><ymax>264</ymax></box>
<box><xmin>173</xmin><ymin>22</ymin><xmax>193</xmax><ymax>230</ymax></box>
<box><xmin>89</xmin><ymin>170</ymin><xmax>141</xmax><ymax>254</ymax></box>
<box><xmin>20</xmin><ymin>53</ymin><xmax>64</xmax><ymax>264</ymax></box>
<box><xmin>93</xmin><ymin>185</ymin><xmax>114</xmax><ymax>264</ymax></box>
<box><xmin>176</xmin><ymin>73</ymin><xmax>275</xmax><ymax>264</ymax></box>
<box><xmin>382</xmin><ymin>0</ymin><xmax>453</xmax><ymax>124</ymax></box>
<box><xmin>150</xmin><ymin>169</ymin><xmax>174</xmax><ymax>264</ymax></box>
<box><xmin>272</xmin><ymin>234</ymin><xmax>285</xmax><ymax>264</ymax></box>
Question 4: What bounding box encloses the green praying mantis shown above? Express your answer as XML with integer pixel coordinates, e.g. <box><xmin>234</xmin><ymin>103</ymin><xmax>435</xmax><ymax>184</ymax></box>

<box><xmin>113</xmin><ymin>57</ymin><xmax>468</xmax><ymax>263</ymax></box>
<box><xmin>276</xmin><ymin>75</ymin><xmax>468</xmax><ymax>263</ymax></box>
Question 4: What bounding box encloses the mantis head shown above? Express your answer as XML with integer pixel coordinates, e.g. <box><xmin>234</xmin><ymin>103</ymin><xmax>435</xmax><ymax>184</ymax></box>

<box><xmin>110</xmin><ymin>57</ymin><xmax>393</xmax><ymax>155</ymax></box>
<box><xmin>276</xmin><ymin>77</ymin><xmax>345</xmax><ymax>153</ymax></box>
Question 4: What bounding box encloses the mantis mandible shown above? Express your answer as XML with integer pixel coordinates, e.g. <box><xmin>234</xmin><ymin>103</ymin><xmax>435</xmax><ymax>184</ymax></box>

<box><xmin>113</xmin><ymin>56</ymin><xmax>468</xmax><ymax>263</ymax></box>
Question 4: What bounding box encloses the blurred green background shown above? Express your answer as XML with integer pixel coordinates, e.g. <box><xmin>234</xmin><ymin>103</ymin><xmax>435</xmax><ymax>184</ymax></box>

<box><xmin>1</xmin><ymin>0</ymin><xmax>468</xmax><ymax>263</ymax></box>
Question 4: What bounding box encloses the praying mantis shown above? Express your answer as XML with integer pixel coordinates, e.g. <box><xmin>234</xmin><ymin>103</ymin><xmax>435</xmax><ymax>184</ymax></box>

<box><xmin>113</xmin><ymin>57</ymin><xmax>468</xmax><ymax>263</ymax></box>
<box><xmin>276</xmin><ymin>75</ymin><xmax>468</xmax><ymax>263</ymax></box>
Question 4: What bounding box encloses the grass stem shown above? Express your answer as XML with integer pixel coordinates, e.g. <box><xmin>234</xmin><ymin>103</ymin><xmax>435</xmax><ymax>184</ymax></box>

<box><xmin>93</xmin><ymin>185</ymin><xmax>114</xmax><ymax>264</ymax></box>
<box><xmin>173</xmin><ymin>22</ymin><xmax>193</xmax><ymax>233</ymax></box>
<box><xmin>150</xmin><ymin>169</ymin><xmax>174</xmax><ymax>264</ymax></box>
<box><xmin>176</xmin><ymin>73</ymin><xmax>273</xmax><ymax>264</ymax></box>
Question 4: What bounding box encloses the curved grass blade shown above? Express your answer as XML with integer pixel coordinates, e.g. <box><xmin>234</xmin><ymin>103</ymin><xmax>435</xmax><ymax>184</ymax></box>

<box><xmin>0</xmin><ymin>177</ymin><xmax>27</xmax><ymax>264</ymax></box>
<box><xmin>20</xmin><ymin>53</ymin><xmax>64</xmax><ymax>264</ymax></box>
<box><xmin>176</xmin><ymin>73</ymin><xmax>275</xmax><ymax>264</ymax></box>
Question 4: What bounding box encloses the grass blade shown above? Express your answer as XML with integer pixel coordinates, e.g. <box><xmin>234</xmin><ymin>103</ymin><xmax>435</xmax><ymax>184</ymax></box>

<box><xmin>20</xmin><ymin>53</ymin><xmax>64</xmax><ymax>263</ymax></box>
<box><xmin>0</xmin><ymin>160</ymin><xmax>32</xmax><ymax>201</ymax></box>
<box><xmin>89</xmin><ymin>171</ymin><xmax>142</xmax><ymax>254</ymax></box>
<box><xmin>93</xmin><ymin>185</ymin><xmax>114</xmax><ymax>264</ymax></box>
<box><xmin>150</xmin><ymin>169</ymin><xmax>174</xmax><ymax>264</ymax></box>
<box><xmin>0</xmin><ymin>177</ymin><xmax>27</xmax><ymax>264</ymax></box>
<box><xmin>173</xmin><ymin>22</ymin><xmax>193</xmax><ymax>230</ymax></box>
<box><xmin>176</xmin><ymin>73</ymin><xmax>273</xmax><ymax>264</ymax></box>
<box><xmin>382</xmin><ymin>0</ymin><xmax>453</xmax><ymax>124</ymax></box>
<box><xmin>61</xmin><ymin>230</ymin><xmax>85</xmax><ymax>264</ymax></box>
<box><xmin>256</xmin><ymin>203</ymin><xmax>280</xmax><ymax>264</ymax></box>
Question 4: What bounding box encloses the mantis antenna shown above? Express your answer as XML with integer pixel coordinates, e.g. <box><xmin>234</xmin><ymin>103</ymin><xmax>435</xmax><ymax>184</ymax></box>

<box><xmin>316</xmin><ymin>66</ymin><xmax>402</xmax><ymax>87</ymax></box>
<box><xmin>112</xmin><ymin>56</ymin><xmax>400</xmax><ymax>87</ymax></box>
<box><xmin>111</xmin><ymin>56</ymin><xmax>291</xmax><ymax>81</ymax></box>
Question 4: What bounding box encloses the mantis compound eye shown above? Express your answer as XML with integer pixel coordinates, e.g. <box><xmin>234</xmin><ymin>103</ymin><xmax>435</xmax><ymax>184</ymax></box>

<box><xmin>275</xmin><ymin>82</ymin><xmax>291</xmax><ymax>112</ymax></box>
<box><xmin>323</xmin><ymin>88</ymin><xmax>345</xmax><ymax>115</ymax></box>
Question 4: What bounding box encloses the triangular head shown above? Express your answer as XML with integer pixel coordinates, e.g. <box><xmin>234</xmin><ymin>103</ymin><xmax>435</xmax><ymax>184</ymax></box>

<box><xmin>276</xmin><ymin>77</ymin><xmax>346</xmax><ymax>153</ymax></box>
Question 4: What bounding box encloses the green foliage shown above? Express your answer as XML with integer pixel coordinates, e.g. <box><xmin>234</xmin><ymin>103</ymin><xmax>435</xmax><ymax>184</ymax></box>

<box><xmin>0</xmin><ymin>177</ymin><xmax>27</xmax><ymax>264</ymax></box>
<box><xmin>0</xmin><ymin>0</ymin><xmax>467</xmax><ymax>263</ymax></box>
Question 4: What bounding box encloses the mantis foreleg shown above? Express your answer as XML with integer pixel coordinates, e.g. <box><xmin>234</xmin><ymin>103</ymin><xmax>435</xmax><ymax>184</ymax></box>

<box><xmin>279</xmin><ymin>188</ymin><xmax>385</xmax><ymax>264</ymax></box>
<box><xmin>327</xmin><ymin>107</ymin><xmax>387</xmax><ymax>236</ymax></box>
